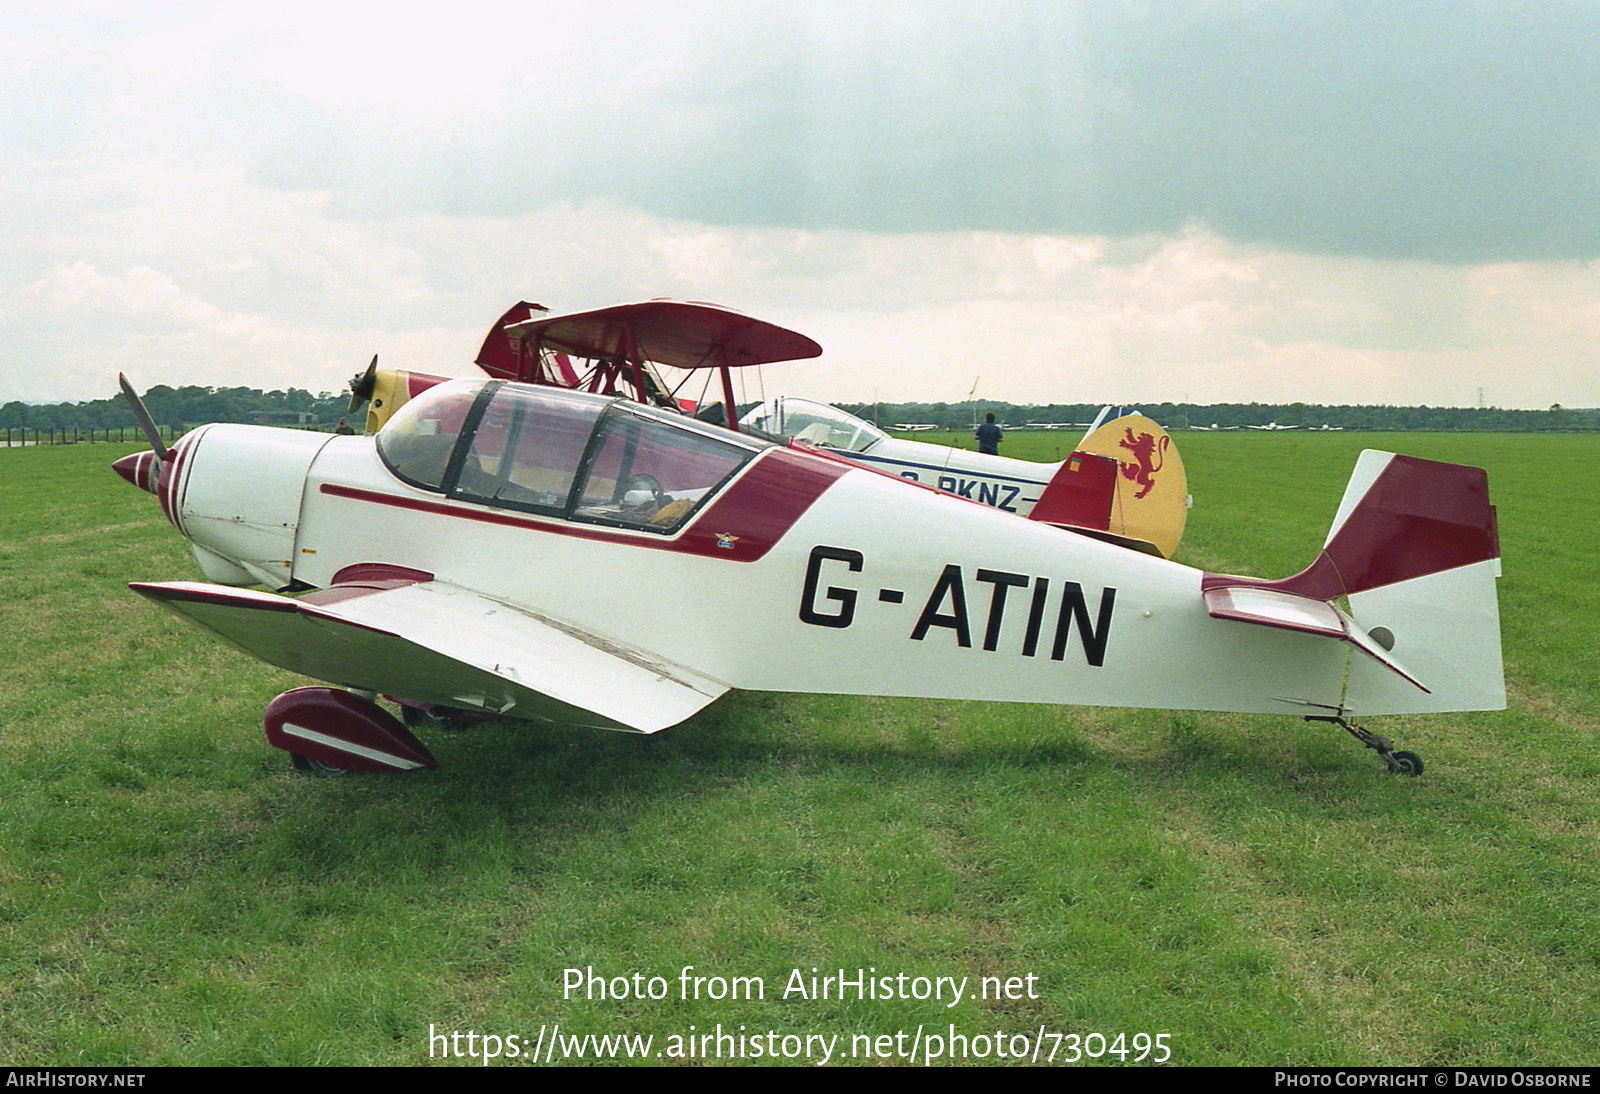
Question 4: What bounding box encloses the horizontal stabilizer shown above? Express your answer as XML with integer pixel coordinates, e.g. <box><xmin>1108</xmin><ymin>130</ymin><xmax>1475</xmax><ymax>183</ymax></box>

<box><xmin>131</xmin><ymin>579</ymin><xmax>729</xmax><ymax>733</ymax></box>
<box><xmin>1201</xmin><ymin>450</ymin><xmax>1502</xmax><ymax>715</ymax></box>
<box><xmin>1203</xmin><ymin>584</ymin><xmax>1428</xmax><ymax>691</ymax></box>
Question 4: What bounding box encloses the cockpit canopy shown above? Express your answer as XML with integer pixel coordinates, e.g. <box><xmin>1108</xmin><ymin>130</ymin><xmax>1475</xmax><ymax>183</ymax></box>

<box><xmin>378</xmin><ymin>380</ymin><xmax>768</xmax><ymax>533</ymax></box>
<box><xmin>739</xmin><ymin>396</ymin><xmax>886</xmax><ymax>454</ymax></box>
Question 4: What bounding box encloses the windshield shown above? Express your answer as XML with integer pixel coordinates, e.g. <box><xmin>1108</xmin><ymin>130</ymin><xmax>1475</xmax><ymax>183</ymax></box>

<box><xmin>453</xmin><ymin>384</ymin><xmax>609</xmax><ymax>513</ymax></box>
<box><xmin>739</xmin><ymin>396</ymin><xmax>886</xmax><ymax>454</ymax></box>
<box><xmin>379</xmin><ymin>379</ymin><xmax>768</xmax><ymax>534</ymax></box>
<box><xmin>573</xmin><ymin>404</ymin><xmax>765</xmax><ymax>531</ymax></box>
<box><xmin>375</xmin><ymin>380</ymin><xmax>481</xmax><ymax>491</ymax></box>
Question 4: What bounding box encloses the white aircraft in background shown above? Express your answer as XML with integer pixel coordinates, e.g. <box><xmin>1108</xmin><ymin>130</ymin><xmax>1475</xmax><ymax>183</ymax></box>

<box><xmin>740</xmin><ymin>397</ymin><xmax>1191</xmax><ymax>559</ymax></box>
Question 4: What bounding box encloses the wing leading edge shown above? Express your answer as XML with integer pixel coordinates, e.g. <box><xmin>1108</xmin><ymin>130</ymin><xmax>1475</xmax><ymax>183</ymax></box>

<box><xmin>131</xmin><ymin>579</ymin><xmax>729</xmax><ymax>734</ymax></box>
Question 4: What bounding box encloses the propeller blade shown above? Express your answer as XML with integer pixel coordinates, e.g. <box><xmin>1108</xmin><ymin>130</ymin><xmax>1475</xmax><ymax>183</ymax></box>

<box><xmin>118</xmin><ymin>373</ymin><xmax>168</xmax><ymax>459</ymax></box>
<box><xmin>348</xmin><ymin>354</ymin><xmax>378</xmax><ymax>414</ymax></box>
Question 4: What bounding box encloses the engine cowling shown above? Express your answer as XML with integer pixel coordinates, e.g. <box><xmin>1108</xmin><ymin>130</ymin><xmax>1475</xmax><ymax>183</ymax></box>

<box><xmin>169</xmin><ymin>423</ymin><xmax>334</xmax><ymax>588</ymax></box>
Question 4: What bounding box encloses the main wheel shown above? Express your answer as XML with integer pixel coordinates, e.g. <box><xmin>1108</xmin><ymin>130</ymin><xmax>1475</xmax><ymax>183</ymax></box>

<box><xmin>290</xmin><ymin>753</ymin><xmax>350</xmax><ymax>777</ymax></box>
<box><xmin>1384</xmin><ymin>750</ymin><xmax>1424</xmax><ymax>776</ymax></box>
<box><xmin>399</xmin><ymin>703</ymin><xmax>434</xmax><ymax>728</ymax></box>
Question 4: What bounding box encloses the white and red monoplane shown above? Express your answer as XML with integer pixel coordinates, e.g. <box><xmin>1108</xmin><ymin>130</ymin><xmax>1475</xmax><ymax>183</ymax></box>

<box><xmin>114</xmin><ymin>301</ymin><xmax>1503</xmax><ymax>776</ymax></box>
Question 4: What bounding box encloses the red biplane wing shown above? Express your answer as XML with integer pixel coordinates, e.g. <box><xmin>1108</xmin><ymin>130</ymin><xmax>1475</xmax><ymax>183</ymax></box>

<box><xmin>487</xmin><ymin>299</ymin><xmax>822</xmax><ymax>373</ymax></box>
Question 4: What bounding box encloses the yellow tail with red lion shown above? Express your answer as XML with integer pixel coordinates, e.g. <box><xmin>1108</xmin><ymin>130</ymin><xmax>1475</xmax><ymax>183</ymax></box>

<box><xmin>1028</xmin><ymin>413</ymin><xmax>1189</xmax><ymax>559</ymax></box>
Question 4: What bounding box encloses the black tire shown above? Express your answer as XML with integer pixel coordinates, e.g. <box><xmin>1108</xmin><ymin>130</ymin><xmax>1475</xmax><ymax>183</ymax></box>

<box><xmin>290</xmin><ymin>753</ymin><xmax>351</xmax><ymax>777</ymax></box>
<box><xmin>1385</xmin><ymin>750</ymin><xmax>1424</xmax><ymax>777</ymax></box>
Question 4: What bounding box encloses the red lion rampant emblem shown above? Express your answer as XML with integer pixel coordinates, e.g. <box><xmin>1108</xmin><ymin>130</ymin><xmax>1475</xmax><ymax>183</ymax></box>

<box><xmin>1117</xmin><ymin>428</ymin><xmax>1168</xmax><ymax>499</ymax></box>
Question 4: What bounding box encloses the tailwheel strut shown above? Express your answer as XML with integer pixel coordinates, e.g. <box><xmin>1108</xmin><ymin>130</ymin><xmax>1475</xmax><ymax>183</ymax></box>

<box><xmin>1305</xmin><ymin>715</ymin><xmax>1423</xmax><ymax>776</ymax></box>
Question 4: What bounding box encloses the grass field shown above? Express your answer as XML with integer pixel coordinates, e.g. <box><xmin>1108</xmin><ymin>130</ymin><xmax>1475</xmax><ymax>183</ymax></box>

<box><xmin>1</xmin><ymin>433</ymin><xmax>1597</xmax><ymax>1066</ymax></box>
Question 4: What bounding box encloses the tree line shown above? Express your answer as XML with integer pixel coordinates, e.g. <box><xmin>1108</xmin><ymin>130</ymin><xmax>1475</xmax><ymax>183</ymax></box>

<box><xmin>1</xmin><ymin>386</ymin><xmax>348</xmax><ymax>432</ymax></box>
<box><xmin>844</xmin><ymin>400</ymin><xmax>1598</xmax><ymax>432</ymax></box>
<box><xmin>4</xmin><ymin>386</ymin><xmax>1595</xmax><ymax>433</ymax></box>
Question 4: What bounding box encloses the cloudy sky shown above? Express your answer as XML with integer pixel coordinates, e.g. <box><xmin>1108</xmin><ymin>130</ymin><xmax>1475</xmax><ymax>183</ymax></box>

<box><xmin>3</xmin><ymin>0</ymin><xmax>1597</xmax><ymax>408</ymax></box>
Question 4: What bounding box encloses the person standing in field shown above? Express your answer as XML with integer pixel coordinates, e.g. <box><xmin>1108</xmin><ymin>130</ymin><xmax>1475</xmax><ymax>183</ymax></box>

<box><xmin>975</xmin><ymin>413</ymin><xmax>1003</xmax><ymax>455</ymax></box>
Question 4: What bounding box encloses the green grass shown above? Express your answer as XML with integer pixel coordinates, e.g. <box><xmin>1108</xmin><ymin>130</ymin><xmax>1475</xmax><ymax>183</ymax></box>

<box><xmin>1</xmin><ymin>435</ymin><xmax>1597</xmax><ymax>1065</ymax></box>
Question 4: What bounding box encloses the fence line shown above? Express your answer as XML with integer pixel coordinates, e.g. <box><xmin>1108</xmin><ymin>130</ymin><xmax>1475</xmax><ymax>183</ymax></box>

<box><xmin>0</xmin><ymin>426</ymin><xmax>184</xmax><ymax>447</ymax></box>
<box><xmin>2</xmin><ymin>424</ymin><xmax>335</xmax><ymax>447</ymax></box>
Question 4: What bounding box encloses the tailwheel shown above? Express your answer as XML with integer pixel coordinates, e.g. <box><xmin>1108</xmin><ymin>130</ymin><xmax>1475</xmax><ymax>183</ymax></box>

<box><xmin>1384</xmin><ymin>750</ymin><xmax>1424</xmax><ymax>777</ymax></box>
<box><xmin>1305</xmin><ymin>715</ymin><xmax>1424</xmax><ymax>777</ymax></box>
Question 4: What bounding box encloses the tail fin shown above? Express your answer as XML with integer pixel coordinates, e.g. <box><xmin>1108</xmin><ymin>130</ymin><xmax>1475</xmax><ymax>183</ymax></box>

<box><xmin>1030</xmin><ymin>413</ymin><xmax>1189</xmax><ymax>559</ymax></box>
<box><xmin>1297</xmin><ymin>451</ymin><xmax>1499</xmax><ymax>600</ymax></box>
<box><xmin>474</xmin><ymin>300</ymin><xmax>550</xmax><ymax>380</ymax></box>
<box><xmin>1202</xmin><ymin>451</ymin><xmax>1504</xmax><ymax>714</ymax></box>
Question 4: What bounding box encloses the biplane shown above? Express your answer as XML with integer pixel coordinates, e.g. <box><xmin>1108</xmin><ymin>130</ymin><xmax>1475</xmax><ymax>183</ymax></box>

<box><xmin>113</xmin><ymin>300</ymin><xmax>1503</xmax><ymax>777</ymax></box>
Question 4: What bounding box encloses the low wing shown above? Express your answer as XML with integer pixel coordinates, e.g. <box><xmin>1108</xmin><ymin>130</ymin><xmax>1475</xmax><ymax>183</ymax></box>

<box><xmin>130</xmin><ymin>578</ymin><xmax>729</xmax><ymax>734</ymax></box>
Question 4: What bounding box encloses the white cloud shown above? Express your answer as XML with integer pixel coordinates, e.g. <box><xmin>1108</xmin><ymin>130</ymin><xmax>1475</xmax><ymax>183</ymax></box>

<box><xmin>2</xmin><ymin>4</ymin><xmax>1597</xmax><ymax>412</ymax></box>
<box><xmin>4</xmin><ymin>163</ymin><xmax>1598</xmax><ymax>411</ymax></box>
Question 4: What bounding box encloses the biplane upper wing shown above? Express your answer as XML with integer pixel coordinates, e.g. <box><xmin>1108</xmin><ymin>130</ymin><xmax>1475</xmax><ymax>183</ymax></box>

<box><xmin>130</xmin><ymin>578</ymin><xmax>729</xmax><ymax>734</ymax></box>
<box><xmin>498</xmin><ymin>299</ymin><xmax>823</xmax><ymax>370</ymax></box>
